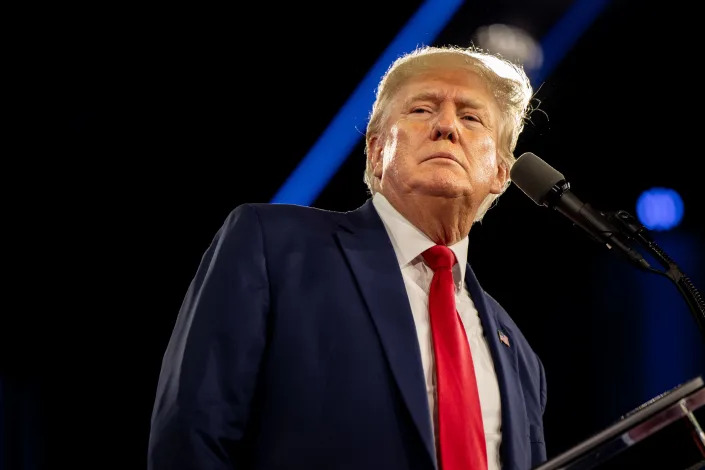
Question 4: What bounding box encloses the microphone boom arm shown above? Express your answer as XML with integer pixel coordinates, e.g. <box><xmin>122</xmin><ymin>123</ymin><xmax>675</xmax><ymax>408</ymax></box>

<box><xmin>607</xmin><ymin>210</ymin><xmax>705</xmax><ymax>343</ymax></box>
<box><xmin>545</xmin><ymin>181</ymin><xmax>651</xmax><ymax>272</ymax></box>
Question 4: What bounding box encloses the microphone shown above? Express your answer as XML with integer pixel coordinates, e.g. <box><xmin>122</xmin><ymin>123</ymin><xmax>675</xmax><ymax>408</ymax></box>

<box><xmin>510</xmin><ymin>152</ymin><xmax>651</xmax><ymax>271</ymax></box>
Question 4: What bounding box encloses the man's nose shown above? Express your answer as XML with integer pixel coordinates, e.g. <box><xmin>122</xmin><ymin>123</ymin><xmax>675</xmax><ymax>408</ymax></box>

<box><xmin>431</xmin><ymin>109</ymin><xmax>458</xmax><ymax>143</ymax></box>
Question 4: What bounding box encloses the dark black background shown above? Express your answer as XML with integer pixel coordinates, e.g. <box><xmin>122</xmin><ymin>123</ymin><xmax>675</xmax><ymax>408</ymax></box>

<box><xmin>5</xmin><ymin>0</ymin><xmax>704</xmax><ymax>468</ymax></box>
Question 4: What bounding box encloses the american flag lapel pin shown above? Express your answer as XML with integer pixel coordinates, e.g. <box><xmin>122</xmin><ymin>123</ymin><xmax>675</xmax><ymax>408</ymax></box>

<box><xmin>498</xmin><ymin>330</ymin><xmax>510</xmax><ymax>348</ymax></box>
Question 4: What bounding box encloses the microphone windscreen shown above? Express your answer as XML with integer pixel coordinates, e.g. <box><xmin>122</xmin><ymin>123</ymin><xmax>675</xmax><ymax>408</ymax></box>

<box><xmin>510</xmin><ymin>152</ymin><xmax>565</xmax><ymax>205</ymax></box>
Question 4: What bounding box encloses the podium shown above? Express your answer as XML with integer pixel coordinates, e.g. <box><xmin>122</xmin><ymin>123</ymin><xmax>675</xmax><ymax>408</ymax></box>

<box><xmin>534</xmin><ymin>376</ymin><xmax>705</xmax><ymax>469</ymax></box>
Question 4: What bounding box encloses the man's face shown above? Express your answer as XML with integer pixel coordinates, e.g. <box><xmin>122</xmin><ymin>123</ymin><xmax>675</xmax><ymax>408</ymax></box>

<box><xmin>368</xmin><ymin>67</ymin><xmax>507</xmax><ymax>206</ymax></box>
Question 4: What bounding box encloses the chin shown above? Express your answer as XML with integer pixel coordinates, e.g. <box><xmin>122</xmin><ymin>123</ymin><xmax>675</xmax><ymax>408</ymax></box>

<box><xmin>413</xmin><ymin>180</ymin><xmax>469</xmax><ymax>198</ymax></box>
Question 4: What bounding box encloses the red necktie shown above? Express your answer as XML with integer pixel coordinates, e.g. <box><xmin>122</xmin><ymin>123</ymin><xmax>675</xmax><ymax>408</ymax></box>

<box><xmin>423</xmin><ymin>245</ymin><xmax>487</xmax><ymax>470</ymax></box>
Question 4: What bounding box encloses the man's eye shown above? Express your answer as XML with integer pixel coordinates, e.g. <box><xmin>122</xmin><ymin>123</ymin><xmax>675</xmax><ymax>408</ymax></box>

<box><xmin>412</xmin><ymin>108</ymin><xmax>430</xmax><ymax>114</ymax></box>
<box><xmin>462</xmin><ymin>115</ymin><xmax>480</xmax><ymax>122</ymax></box>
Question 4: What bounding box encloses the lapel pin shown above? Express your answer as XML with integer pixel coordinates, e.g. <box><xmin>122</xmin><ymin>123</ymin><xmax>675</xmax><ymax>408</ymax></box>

<box><xmin>498</xmin><ymin>330</ymin><xmax>510</xmax><ymax>348</ymax></box>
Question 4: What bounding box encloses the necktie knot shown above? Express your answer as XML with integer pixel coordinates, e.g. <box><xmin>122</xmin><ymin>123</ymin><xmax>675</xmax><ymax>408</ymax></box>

<box><xmin>422</xmin><ymin>245</ymin><xmax>456</xmax><ymax>272</ymax></box>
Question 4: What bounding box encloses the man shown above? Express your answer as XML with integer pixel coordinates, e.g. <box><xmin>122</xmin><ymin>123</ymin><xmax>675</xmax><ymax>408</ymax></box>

<box><xmin>148</xmin><ymin>45</ymin><xmax>547</xmax><ymax>470</ymax></box>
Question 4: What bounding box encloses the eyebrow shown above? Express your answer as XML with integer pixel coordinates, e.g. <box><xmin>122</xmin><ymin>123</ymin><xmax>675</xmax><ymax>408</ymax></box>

<box><xmin>404</xmin><ymin>91</ymin><xmax>489</xmax><ymax>112</ymax></box>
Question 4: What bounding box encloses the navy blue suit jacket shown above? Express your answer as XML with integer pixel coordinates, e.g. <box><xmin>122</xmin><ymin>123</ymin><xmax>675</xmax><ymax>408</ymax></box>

<box><xmin>148</xmin><ymin>200</ymin><xmax>547</xmax><ymax>470</ymax></box>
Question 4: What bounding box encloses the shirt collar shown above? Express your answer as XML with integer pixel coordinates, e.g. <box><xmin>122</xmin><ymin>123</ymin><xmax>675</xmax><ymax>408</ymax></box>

<box><xmin>372</xmin><ymin>192</ymin><xmax>468</xmax><ymax>283</ymax></box>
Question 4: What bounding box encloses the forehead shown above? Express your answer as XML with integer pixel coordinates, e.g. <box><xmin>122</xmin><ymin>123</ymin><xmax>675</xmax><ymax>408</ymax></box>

<box><xmin>393</xmin><ymin>67</ymin><xmax>497</xmax><ymax>108</ymax></box>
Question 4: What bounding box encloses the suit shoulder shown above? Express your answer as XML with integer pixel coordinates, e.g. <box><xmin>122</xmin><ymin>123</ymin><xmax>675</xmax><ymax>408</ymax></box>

<box><xmin>223</xmin><ymin>202</ymin><xmax>348</xmax><ymax>232</ymax></box>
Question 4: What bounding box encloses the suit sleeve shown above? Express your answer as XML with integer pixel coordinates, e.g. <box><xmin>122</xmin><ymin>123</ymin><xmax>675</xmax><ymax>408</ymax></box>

<box><xmin>531</xmin><ymin>353</ymin><xmax>549</xmax><ymax>465</ymax></box>
<box><xmin>540</xmin><ymin>355</ymin><xmax>547</xmax><ymax>415</ymax></box>
<box><xmin>148</xmin><ymin>204</ymin><xmax>270</xmax><ymax>470</ymax></box>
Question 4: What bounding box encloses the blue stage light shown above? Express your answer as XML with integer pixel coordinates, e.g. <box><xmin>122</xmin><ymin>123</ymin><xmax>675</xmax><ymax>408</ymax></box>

<box><xmin>636</xmin><ymin>187</ymin><xmax>684</xmax><ymax>231</ymax></box>
<box><xmin>270</xmin><ymin>0</ymin><xmax>463</xmax><ymax>205</ymax></box>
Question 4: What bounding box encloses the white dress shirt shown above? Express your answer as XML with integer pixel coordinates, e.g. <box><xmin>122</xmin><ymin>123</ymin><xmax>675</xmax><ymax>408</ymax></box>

<box><xmin>372</xmin><ymin>193</ymin><xmax>502</xmax><ymax>470</ymax></box>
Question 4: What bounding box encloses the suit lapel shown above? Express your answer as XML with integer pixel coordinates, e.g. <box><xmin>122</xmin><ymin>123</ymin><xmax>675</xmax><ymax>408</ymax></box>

<box><xmin>464</xmin><ymin>265</ymin><xmax>529</xmax><ymax>470</ymax></box>
<box><xmin>335</xmin><ymin>200</ymin><xmax>437</xmax><ymax>468</ymax></box>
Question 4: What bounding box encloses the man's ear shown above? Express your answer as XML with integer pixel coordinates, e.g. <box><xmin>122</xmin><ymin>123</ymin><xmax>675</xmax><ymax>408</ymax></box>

<box><xmin>367</xmin><ymin>135</ymin><xmax>384</xmax><ymax>178</ymax></box>
<box><xmin>489</xmin><ymin>159</ymin><xmax>510</xmax><ymax>195</ymax></box>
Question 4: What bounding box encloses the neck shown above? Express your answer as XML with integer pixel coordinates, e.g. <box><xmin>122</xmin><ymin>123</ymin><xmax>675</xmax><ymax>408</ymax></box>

<box><xmin>381</xmin><ymin>190</ymin><xmax>475</xmax><ymax>245</ymax></box>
